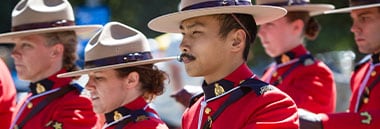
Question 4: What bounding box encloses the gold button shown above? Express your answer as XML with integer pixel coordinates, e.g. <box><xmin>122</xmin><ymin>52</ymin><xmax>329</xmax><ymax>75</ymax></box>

<box><xmin>363</xmin><ymin>97</ymin><xmax>369</xmax><ymax>104</ymax></box>
<box><xmin>371</xmin><ymin>71</ymin><xmax>376</xmax><ymax>77</ymax></box>
<box><xmin>205</xmin><ymin>107</ymin><xmax>212</xmax><ymax>115</ymax></box>
<box><xmin>272</xmin><ymin>72</ymin><xmax>277</xmax><ymax>77</ymax></box>
<box><xmin>27</xmin><ymin>103</ymin><xmax>33</xmax><ymax>109</ymax></box>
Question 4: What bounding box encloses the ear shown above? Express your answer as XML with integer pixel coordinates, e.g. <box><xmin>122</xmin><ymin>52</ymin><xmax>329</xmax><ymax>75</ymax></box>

<box><xmin>230</xmin><ymin>29</ymin><xmax>246</xmax><ymax>52</ymax></box>
<box><xmin>123</xmin><ymin>71</ymin><xmax>140</xmax><ymax>89</ymax></box>
<box><xmin>291</xmin><ymin>19</ymin><xmax>304</xmax><ymax>35</ymax></box>
<box><xmin>50</xmin><ymin>43</ymin><xmax>64</xmax><ymax>58</ymax></box>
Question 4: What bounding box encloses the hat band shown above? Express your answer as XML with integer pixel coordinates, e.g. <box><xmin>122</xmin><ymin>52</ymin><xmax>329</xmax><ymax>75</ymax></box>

<box><xmin>85</xmin><ymin>52</ymin><xmax>153</xmax><ymax>69</ymax></box>
<box><xmin>12</xmin><ymin>19</ymin><xmax>75</xmax><ymax>32</ymax></box>
<box><xmin>350</xmin><ymin>0</ymin><xmax>380</xmax><ymax>6</ymax></box>
<box><xmin>181</xmin><ymin>0</ymin><xmax>251</xmax><ymax>11</ymax></box>
<box><xmin>260</xmin><ymin>0</ymin><xmax>308</xmax><ymax>6</ymax></box>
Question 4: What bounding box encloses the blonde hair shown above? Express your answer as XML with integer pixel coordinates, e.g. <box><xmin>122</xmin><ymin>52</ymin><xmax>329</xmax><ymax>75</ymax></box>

<box><xmin>43</xmin><ymin>31</ymin><xmax>79</xmax><ymax>72</ymax></box>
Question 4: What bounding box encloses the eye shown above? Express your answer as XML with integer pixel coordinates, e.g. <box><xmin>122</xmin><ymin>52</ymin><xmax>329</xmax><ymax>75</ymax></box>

<box><xmin>20</xmin><ymin>43</ymin><xmax>32</xmax><ymax>49</ymax></box>
<box><xmin>94</xmin><ymin>76</ymin><xmax>104</xmax><ymax>81</ymax></box>
<box><xmin>358</xmin><ymin>16</ymin><xmax>370</xmax><ymax>23</ymax></box>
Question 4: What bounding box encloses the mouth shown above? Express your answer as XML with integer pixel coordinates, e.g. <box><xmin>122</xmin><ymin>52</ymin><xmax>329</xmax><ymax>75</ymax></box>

<box><xmin>90</xmin><ymin>95</ymin><xmax>100</xmax><ymax>101</ymax></box>
<box><xmin>179</xmin><ymin>53</ymin><xmax>196</xmax><ymax>63</ymax></box>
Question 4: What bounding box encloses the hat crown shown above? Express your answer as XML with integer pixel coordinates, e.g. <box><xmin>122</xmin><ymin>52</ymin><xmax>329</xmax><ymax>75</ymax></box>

<box><xmin>12</xmin><ymin>0</ymin><xmax>74</xmax><ymax>28</ymax></box>
<box><xmin>85</xmin><ymin>22</ymin><xmax>151</xmax><ymax>62</ymax></box>
<box><xmin>256</xmin><ymin>0</ymin><xmax>310</xmax><ymax>6</ymax></box>
<box><xmin>179</xmin><ymin>0</ymin><xmax>252</xmax><ymax>11</ymax></box>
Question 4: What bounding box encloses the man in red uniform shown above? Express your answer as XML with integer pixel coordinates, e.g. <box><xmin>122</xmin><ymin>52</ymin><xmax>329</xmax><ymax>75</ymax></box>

<box><xmin>299</xmin><ymin>0</ymin><xmax>380</xmax><ymax>129</ymax></box>
<box><xmin>0</xmin><ymin>59</ymin><xmax>17</xmax><ymax>129</ymax></box>
<box><xmin>256</xmin><ymin>0</ymin><xmax>337</xmax><ymax>114</ymax></box>
<box><xmin>148</xmin><ymin>0</ymin><xmax>299</xmax><ymax>128</ymax></box>
<box><xmin>0</xmin><ymin>0</ymin><xmax>101</xmax><ymax>128</ymax></box>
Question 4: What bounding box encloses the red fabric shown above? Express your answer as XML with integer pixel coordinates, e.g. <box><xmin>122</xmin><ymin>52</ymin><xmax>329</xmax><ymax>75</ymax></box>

<box><xmin>182</xmin><ymin>64</ymin><xmax>299</xmax><ymax>129</ymax></box>
<box><xmin>261</xmin><ymin>45</ymin><xmax>336</xmax><ymax>113</ymax></box>
<box><xmin>0</xmin><ymin>60</ymin><xmax>17</xmax><ymax>129</ymax></box>
<box><xmin>322</xmin><ymin>61</ymin><xmax>380</xmax><ymax>129</ymax></box>
<box><xmin>13</xmin><ymin>69</ymin><xmax>100</xmax><ymax>129</ymax></box>
<box><xmin>104</xmin><ymin>97</ymin><xmax>168</xmax><ymax>129</ymax></box>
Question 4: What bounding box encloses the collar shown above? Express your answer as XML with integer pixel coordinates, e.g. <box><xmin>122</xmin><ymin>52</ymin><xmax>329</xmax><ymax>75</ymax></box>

<box><xmin>274</xmin><ymin>45</ymin><xmax>309</xmax><ymax>64</ymax></box>
<box><xmin>202</xmin><ymin>63</ymin><xmax>254</xmax><ymax>100</ymax></box>
<box><xmin>104</xmin><ymin>97</ymin><xmax>148</xmax><ymax>124</ymax></box>
<box><xmin>29</xmin><ymin>69</ymin><xmax>72</xmax><ymax>96</ymax></box>
<box><xmin>371</xmin><ymin>53</ymin><xmax>380</xmax><ymax>64</ymax></box>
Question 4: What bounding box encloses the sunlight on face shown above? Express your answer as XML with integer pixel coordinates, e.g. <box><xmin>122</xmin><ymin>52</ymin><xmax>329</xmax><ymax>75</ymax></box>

<box><xmin>85</xmin><ymin>70</ymin><xmax>128</xmax><ymax>113</ymax></box>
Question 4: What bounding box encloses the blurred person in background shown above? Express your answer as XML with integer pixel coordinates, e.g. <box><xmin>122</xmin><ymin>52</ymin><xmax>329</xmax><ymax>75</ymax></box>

<box><xmin>0</xmin><ymin>50</ymin><xmax>16</xmax><ymax>129</ymax></box>
<box><xmin>256</xmin><ymin>0</ymin><xmax>337</xmax><ymax>114</ymax></box>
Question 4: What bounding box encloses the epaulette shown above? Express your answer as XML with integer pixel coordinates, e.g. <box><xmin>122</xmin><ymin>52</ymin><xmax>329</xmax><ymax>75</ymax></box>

<box><xmin>355</xmin><ymin>55</ymin><xmax>371</xmax><ymax>71</ymax></box>
<box><xmin>188</xmin><ymin>92</ymin><xmax>204</xmax><ymax>108</ymax></box>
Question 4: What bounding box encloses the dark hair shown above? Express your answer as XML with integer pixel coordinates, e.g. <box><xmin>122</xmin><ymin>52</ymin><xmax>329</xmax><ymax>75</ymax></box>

<box><xmin>286</xmin><ymin>11</ymin><xmax>321</xmax><ymax>40</ymax></box>
<box><xmin>43</xmin><ymin>31</ymin><xmax>79</xmax><ymax>72</ymax></box>
<box><xmin>213</xmin><ymin>14</ymin><xmax>257</xmax><ymax>61</ymax></box>
<box><xmin>115</xmin><ymin>64</ymin><xmax>167</xmax><ymax>102</ymax></box>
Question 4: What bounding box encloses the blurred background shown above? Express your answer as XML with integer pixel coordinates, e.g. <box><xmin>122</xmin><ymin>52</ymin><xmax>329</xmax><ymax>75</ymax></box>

<box><xmin>0</xmin><ymin>0</ymin><xmax>361</xmax><ymax>129</ymax></box>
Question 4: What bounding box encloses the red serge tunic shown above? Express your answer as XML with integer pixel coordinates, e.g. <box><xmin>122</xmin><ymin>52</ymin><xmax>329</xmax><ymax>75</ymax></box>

<box><xmin>261</xmin><ymin>45</ymin><xmax>336</xmax><ymax>113</ymax></box>
<box><xmin>102</xmin><ymin>97</ymin><xmax>168</xmax><ymax>129</ymax></box>
<box><xmin>321</xmin><ymin>54</ymin><xmax>380</xmax><ymax>128</ymax></box>
<box><xmin>0</xmin><ymin>60</ymin><xmax>17</xmax><ymax>129</ymax></box>
<box><xmin>10</xmin><ymin>69</ymin><xmax>100</xmax><ymax>129</ymax></box>
<box><xmin>182</xmin><ymin>63</ymin><xmax>299</xmax><ymax>129</ymax></box>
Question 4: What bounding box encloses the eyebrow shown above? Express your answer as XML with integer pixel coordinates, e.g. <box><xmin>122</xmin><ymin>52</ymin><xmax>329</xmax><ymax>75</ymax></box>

<box><xmin>179</xmin><ymin>21</ymin><xmax>205</xmax><ymax>31</ymax></box>
<box><xmin>352</xmin><ymin>10</ymin><xmax>372</xmax><ymax>18</ymax></box>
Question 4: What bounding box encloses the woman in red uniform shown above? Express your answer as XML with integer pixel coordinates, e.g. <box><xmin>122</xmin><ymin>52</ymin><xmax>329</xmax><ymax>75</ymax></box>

<box><xmin>148</xmin><ymin>0</ymin><xmax>299</xmax><ymax>128</ymax></box>
<box><xmin>59</xmin><ymin>22</ymin><xmax>175</xmax><ymax>129</ymax></box>
<box><xmin>0</xmin><ymin>0</ymin><xmax>101</xmax><ymax>128</ymax></box>
<box><xmin>256</xmin><ymin>0</ymin><xmax>337</xmax><ymax>114</ymax></box>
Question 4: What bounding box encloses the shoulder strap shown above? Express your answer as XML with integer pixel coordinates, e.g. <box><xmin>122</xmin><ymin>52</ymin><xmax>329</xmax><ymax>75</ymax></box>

<box><xmin>355</xmin><ymin>55</ymin><xmax>371</xmax><ymax>71</ymax></box>
<box><xmin>114</xmin><ymin>109</ymin><xmax>159</xmax><ymax>129</ymax></box>
<box><xmin>273</xmin><ymin>54</ymin><xmax>314</xmax><ymax>85</ymax></box>
<box><xmin>189</xmin><ymin>92</ymin><xmax>205</xmax><ymax>108</ymax></box>
<box><xmin>17</xmin><ymin>85</ymin><xmax>76</xmax><ymax>128</ymax></box>
<box><xmin>202</xmin><ymin>78</ymin><xmax>272</xmax><ymax>129</ymax></box>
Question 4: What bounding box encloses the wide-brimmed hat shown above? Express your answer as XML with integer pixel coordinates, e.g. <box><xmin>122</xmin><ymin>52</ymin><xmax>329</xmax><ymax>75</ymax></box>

<box><xmin>148</xmin><ymin>0</ymin><xmax>287</xmax><ymax>33</ymax></box>
<box><xmin>325</xmin><ymin>0</ymin><xmax>380</xmax><ymax>14</ymax></box>
<box><xmin>0</xmin><ymin>0</ymin><xmax>101</xmax><ymax>43</ymax></box>
<box><xmin>57</xmin><ymin>22</ymin><xmax>176</xmax><ymax>78</ymax></box>
<box><xmin>256</xmin><ymin>0</ymin><xmax>335</xmax><ymax>16</ymax></box>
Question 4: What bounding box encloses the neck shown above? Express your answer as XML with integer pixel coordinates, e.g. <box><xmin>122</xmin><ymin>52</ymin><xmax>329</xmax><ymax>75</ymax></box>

<box><xmin>30</xmin><ymin>62</ymin><xmax>62</xmax><ymax>82</ymax></box>
<box><xmin>204</xmin><ymin>59</ymin><xmax>244</xmax><ymax>84</ymax></box>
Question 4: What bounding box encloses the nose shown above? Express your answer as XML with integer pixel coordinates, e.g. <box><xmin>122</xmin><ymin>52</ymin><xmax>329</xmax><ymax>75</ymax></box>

<box><xmin>11</xmin><ymin>45</ymin><xmax>21</xmax><ymax>59</ymax></box>
<box><xmin>85</xmin><ymin>77</ymin><xmax>95</xmax><ymax>91</ymax></box>
<box><xmin>179</xmin><ymin>39</ymin><xmax>189</xmax><ymax>53</ymax></box>
<box><xmin>350</xmin><ymin>20</ymin><xmax>360</xmax><ymax>34</ymax></box>
<box><xmin>257</xmin><ymin>25</ymin><xmax>266</xmax><ymax>39</ymax></box>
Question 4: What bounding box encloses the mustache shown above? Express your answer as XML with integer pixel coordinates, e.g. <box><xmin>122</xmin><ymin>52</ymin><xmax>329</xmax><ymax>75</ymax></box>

<box><xmin>178</xmin><ymin>53</ymin><xmax>196</xmax><ymax>62</ymax></box>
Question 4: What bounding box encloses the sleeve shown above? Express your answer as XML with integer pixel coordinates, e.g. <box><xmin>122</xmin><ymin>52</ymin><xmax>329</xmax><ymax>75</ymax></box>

<box><xmin>0</xmin><ymin>61</ymin><xmax>17</xmax><ymax>129</ymax></box>
<box><xmin>245</xmin><ymin>90</ymin><xmax>299</xmax><ymax>129</ymax></box>
<box><xmin>50</xmin><ymin>93</ymin><xmax>100</xmax><ymax>129</ymax></box>
<box><xmin>281</xmin><ymin>63</ymin><xmax>336</xmax><ymax>113</ymax></box>
<box><xmin>321</xmin><ymin>110</ymin><xmax>380</xmax><ymax>129</ymax></box>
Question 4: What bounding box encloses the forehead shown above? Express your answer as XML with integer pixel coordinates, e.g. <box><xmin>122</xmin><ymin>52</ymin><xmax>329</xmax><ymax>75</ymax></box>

<box><xmin>13</xmin><ymin>34</ymin><xmax>46</xmax><ymax>44</ymax></box>
<box><xmin>350</xmin><ymin>7</ymin><xmax>380</xmax><ymax>17</ymax></box>
<box><xmin>180</xmin><ymin>15</ymin><xmax>220</xmax><ymax>30</ymax></box>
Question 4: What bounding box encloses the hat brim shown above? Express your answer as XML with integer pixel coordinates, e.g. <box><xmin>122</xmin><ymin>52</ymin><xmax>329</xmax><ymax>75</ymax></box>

<box><xmin>0</xmin><ymin>25</ymin><xmax>102</xmax><ymax>43</ymax></box>
<box><xmin>57</xmin><ymin>56</ymin><xmax>177</xmax><ymax>78</ymax></box>
<box><xmin>324</xmin><ymin>3</ymin><xmax>380</xmax><ymax>14</ymax></box>
<box><xmin>148</xmin><ymin>5</ymin><xmax>286</xmax><ymax>33</ymax></box>
<box><xmin>283</xmin><ymin>4</ymin><xmax>335</xmax><ymax>16</ymax></box>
